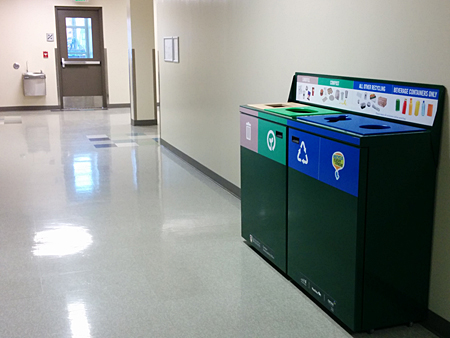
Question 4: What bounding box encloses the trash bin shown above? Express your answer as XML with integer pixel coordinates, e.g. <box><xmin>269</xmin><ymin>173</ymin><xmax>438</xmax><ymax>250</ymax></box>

<box><xmin>23</xmin><ymin>72</ymin><xmax>46</xmax><ymax>96</ymax></box>
<box><xmin>285</xmin><ymin>73</ymin><xmax>445</xmax><ymax>332</ymax></box>
<box><xmin>240</xmin><ymin>105</ymin><xmax>289</xmax><ymax>272</ymax></box>
<box><xmin>240</xmin><ymin>103</ymin><xmax>341</xmax><ymax>272</ymax></box>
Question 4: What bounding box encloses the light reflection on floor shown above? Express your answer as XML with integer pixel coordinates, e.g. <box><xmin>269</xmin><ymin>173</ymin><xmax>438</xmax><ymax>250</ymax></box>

<box><xmin>33</xmin><ymin>225</ymin><xmax>93</xmax><ymax>257</ymax></box>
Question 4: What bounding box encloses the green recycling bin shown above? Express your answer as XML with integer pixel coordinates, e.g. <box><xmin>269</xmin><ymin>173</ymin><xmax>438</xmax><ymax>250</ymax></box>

<box><xmin>240</xmin><ymin>106</ymin><xmax>288</xmax><ymax>272</ymax></box>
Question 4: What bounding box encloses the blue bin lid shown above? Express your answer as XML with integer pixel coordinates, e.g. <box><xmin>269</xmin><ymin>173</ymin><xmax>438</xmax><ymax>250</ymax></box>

<box><xmin>297</xmin><ymin>113</ymin><xmax>425</xmax><ymax>135</ymax></box>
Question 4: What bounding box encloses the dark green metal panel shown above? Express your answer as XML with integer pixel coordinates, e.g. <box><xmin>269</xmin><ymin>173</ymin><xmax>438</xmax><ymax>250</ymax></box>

<box><xmin>287</xmin><ymin>169</ymin><xmax>363</xmax><ymax>330</ymax></box>
<box><xmin>361</xmin><ymin>134</ymin><xmax>435</xmax><ymax>330</ymax></box>
<box><xmin>241</xmin><ymin>146</ymin><xmax>287</xmax><ymax>272</ymax></box>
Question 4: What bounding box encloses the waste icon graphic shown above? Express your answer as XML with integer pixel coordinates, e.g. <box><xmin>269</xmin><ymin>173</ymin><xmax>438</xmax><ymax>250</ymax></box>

<box><xmin>332</xmin><ymin>151</ymin><xmax>345</xmax><ymax>180</ymax></box>
<box><xmin>267</xmin><ymin>130</ymin><xmax>276</xmax><ymax>151</ymax></box>
<box><xmin>297</xmin><ymin>141</ymin><xmax>308</xmax><ymax>164</ymax></box>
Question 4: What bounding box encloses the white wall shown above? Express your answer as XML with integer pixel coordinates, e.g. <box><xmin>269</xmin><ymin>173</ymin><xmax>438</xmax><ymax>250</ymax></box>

<box><xmin>0</xmin><ymin>0</ymin><xmax>129</xmax><ymax>108</ymax></box>
<box><xmin>156</xmin><ymin>0</ymin><xmax>450</xmax><ymax>322</ymax></box>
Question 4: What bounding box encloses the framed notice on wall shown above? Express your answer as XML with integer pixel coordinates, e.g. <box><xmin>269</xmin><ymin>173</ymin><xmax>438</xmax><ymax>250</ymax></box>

<box><xmin>163</xmin><ymin>37</ymin><xmax>173</xmax><ymax>62</ymax></box>
<box><xmin>164</xmin><ymin>37</ymin><xmax>179</xmax><ymax>63</ymax></box>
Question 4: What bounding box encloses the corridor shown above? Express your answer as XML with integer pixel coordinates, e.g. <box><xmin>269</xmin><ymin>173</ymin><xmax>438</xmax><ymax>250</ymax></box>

<box><xmin>0</xmin><ymin>109</ymin><xmax>436</xmax><ymax>337</ymax></box>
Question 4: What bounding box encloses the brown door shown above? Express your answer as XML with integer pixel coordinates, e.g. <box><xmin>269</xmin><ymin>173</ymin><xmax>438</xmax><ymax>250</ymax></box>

<box><xmin>55</xmin><ymin>7</ymin><xmax>106</xmax><ymax>109</ymax></box>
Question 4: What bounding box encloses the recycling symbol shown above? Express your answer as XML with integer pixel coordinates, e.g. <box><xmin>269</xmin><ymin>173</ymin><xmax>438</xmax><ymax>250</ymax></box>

<box><xmin>297</xmin><ymin>141</ymin><xmax>308</xmax><ymax>164</ymax></box>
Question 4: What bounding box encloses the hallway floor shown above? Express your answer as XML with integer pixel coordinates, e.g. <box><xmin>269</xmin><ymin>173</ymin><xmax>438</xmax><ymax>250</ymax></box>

<box><xmin>0</xmin><ymin>108</ymin><xmax>437</xmax><ymax>337</ymax></box>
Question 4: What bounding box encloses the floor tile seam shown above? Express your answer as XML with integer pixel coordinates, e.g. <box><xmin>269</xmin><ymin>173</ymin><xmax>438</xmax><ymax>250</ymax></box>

<box><xmin>86</xmin><ymin>133</ymin><xmax>159</xmax><ymax>148</ymax></box>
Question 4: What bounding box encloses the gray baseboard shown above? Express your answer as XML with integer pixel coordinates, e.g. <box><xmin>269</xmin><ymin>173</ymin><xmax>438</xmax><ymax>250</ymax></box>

<box><xmin>108</xmin><ymin>103</ymin><xmax>131</xmax><ymax>108</ymax></box>
<box><xmin>423</xmin><ymin>310</ymin><xmax>450</xmax><ymax>338</ymax></box>
<box><xmin>0</xmin><ymin>105</ymin><xmax>59</xmax><ymax>112</ymax></box>
<box><xmin>160</xmin><ymin>139</ymin><xmax>241</xmax><ymax>198</ymax></box>
<box><xmin>131</xmin><ymin>119</ymin><xmax>157</xmax><ymax>126</ymax></box>
<box><xmin>0</xmin><ymin>103</ymin><xmax>130</xmax><ymax>112</ymax></box>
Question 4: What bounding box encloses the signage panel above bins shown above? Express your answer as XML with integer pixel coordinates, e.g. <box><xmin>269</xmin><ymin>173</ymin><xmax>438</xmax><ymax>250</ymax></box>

<box><xmin>241</xmin><ymin>73</ymin><xmax>445</xmax><ymax>333</ymax></box>
<box><xmin>294</xmin><ymin>74</ymin><xmax>441</xmax><ymax>126</ymax></box>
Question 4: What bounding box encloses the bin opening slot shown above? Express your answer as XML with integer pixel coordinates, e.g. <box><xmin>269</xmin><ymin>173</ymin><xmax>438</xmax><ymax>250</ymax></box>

<box><xmin>359</xmin><ymin>124</ymin><xmax>391</xmax><ymax>129</ymax></box>
<box><xmin>266</xmin><ymin>104</ymin><xmax>286</xmax><ymax>108</ymax></box>
<box><xmin>325</xmin><ymin>115</ymin><xmax>351</xmax><ymax>123</ymax></box>
<box><xmin>276</xmin><ymin>131</ymin><xmax>283</xmax><ymax>138</ymax></box>
<box><xmin>287</xmin><ymin>108</ymin><xmax>318</xmax><ymax>113</ymax></box>
<box><xmin>292</xmin><ymin>136</ymin><xmax>300</xmax><ymax>144</ymax></box>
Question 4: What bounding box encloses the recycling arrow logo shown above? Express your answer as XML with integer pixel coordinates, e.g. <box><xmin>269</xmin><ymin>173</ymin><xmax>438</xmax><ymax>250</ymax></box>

<box><xmin>297</xmin><ymin>141</ymin><xmax>308</xmax><ymax>164</ymax></box>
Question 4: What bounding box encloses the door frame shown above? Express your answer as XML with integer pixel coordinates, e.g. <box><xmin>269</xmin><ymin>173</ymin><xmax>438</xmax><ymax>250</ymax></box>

<box><xmin>55</xmin><ymin>6</ymin><xmax>107</xmax><ymax>109</ymax></box>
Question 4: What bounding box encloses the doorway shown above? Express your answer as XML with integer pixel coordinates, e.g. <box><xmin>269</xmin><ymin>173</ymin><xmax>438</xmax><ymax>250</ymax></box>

<box><xmin>55</xmin><ymin>7</ymin><xmax>106</xmax><ymax>109</ymax></box>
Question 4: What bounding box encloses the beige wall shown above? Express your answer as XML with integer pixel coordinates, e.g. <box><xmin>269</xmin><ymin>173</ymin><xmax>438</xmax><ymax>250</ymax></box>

<box><xmin>128</xmin><ymin>0</ymin><xmax>156</xmax><ymax>121</ymax></box>
<box><xmin>155</xmin><ymin>0</ymin><xmax>450</xmax><ymax>321</ymax></box>
<box><xmin>0</xmin><ymin>0</ymin><xmax>129</xmax><ymax>108</ymax></box>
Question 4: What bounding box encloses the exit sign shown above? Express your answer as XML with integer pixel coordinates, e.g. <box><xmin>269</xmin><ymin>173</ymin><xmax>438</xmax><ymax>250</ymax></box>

<box><xmin>74</xmin><ymin>0</ymin><xmax>89</xmax><ymax>2</ymax></box>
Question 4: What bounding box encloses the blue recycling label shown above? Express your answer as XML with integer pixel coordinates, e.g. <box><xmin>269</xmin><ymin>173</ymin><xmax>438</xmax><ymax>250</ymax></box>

<box><xmin>353</xmin><ymin>81</ymin><xmax>439</xmax><ymax>99</ymax></box>
<box><xmin>288</xmin><ymin>129</ymin><xmax>360</xmax><ymax>197</ymax></box>
<box><xmin>288</xmin><ymin>129</ymin><xmax>320</xmax><ymax>180</ymax></box>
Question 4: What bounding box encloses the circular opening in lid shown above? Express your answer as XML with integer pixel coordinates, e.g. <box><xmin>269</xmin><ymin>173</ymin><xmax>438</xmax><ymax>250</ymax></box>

<box><xmin>286</xmin><ymin>108</ymin><xmax>318</xmax><ymax>113</ymax></box>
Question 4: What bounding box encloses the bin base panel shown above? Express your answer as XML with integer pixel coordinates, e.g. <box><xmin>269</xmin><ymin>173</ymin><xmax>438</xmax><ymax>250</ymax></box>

<box><xmin>241</xmin><ymin>147</ymin><xmax>287</xmax><ymax>272</ymax></box>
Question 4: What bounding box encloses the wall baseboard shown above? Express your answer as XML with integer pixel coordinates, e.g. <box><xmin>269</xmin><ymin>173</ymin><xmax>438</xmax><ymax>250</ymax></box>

<box><xmin>0</xmin><ymin>105</ymin><xmax>59</xmax><ymax>112</ymax></box>
<box><xmin>0</xmin><ymin>104</ymin><xmax>130</xmax><ymax>112</ymax></box>
<box><xmin>423</xmin><ymin>310</ymin><xmax>450</xmax><ymax>338</ymax></box>
<box><xmin>108</xmin><ymin>103</ymin><xmax>131</xmax><ymax>108</ymax></box>
<box><xmin>160</xmin><ymin>139</ymin><xmax>241</xmax><ymax>198</ymax></box>
<box><xmin>131</xmin><ymin>119</ymin><xmax>157</xmax><ymax>126</ymax></box>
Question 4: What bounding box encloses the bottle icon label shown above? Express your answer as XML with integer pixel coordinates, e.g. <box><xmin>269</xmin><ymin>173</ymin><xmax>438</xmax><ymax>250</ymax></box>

<box><xmin>427</xmin><ymin>104</ymin><xmax>434</xmax><ymax>117</ymax></box>
<box><xmin>414</xmin><ymin>100</ymin><xmax>420</xmax><ymax>116</ymax></box>
<box><xmin>402</xmin><ymin>99</ymin><xmax>407</xmax><ymax>114</ymax></box>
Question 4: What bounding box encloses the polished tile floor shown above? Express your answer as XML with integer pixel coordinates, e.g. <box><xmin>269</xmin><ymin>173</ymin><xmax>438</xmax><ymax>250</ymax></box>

<box><xmin>0</xmin><ymin>108</ymin><xmax>437</xmax><ymax>338</ymax></box>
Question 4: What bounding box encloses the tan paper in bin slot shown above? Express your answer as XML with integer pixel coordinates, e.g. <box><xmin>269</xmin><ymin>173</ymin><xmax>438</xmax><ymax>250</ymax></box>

<box><xmin>247</xmin><ymin>102</ymin><xmax>305</xmax><ymax>110</ymax></box>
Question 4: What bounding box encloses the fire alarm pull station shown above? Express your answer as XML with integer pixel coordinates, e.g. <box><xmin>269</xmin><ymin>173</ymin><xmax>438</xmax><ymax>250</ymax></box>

<box><xmin>43</xmin><ymin>51</ymin><xmax>48</xmax><ymax>59</ymax></box>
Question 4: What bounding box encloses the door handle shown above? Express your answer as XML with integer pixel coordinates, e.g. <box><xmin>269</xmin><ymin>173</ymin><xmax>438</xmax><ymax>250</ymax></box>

<box><xmin>61</xmin><ymin>57</ymin><xmax>101</xmax><ymax>68</ymax></box>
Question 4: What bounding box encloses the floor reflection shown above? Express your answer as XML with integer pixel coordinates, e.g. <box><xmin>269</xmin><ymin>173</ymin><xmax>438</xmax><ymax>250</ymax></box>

<box><xmin>73</xmin><ymin>154</ymin><xmax>99</xmax><ymax>195</ymax></box>
<box><xmin>33</xmin><ymin>224</ymin><xmax>93</xmax><ymax>257</ymax></box>
<box><xmin>68</xmin><ymin>301</ymin><xmax>91</xmax><ymax>338</ymax></box>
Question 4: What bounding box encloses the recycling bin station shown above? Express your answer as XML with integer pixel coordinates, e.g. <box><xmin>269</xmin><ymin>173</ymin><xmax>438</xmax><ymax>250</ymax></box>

<box><xmin>240</xmin><ymin>72</ymin><xmax>445</xmax><ymax>332</ymax></box>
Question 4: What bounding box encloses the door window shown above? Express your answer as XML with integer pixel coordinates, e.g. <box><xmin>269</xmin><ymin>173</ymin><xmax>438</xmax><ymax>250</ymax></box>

<box><xmin>65</xmin><ymin>17</ymin><xmax>93</xmax><ymax>59</ymax></box>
